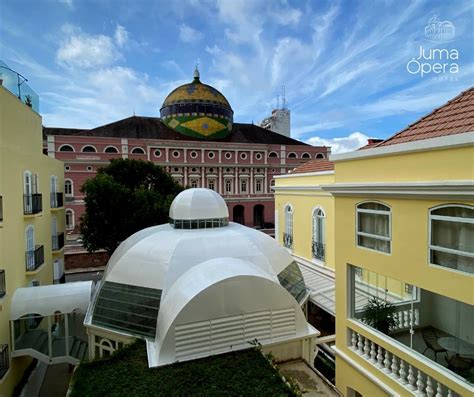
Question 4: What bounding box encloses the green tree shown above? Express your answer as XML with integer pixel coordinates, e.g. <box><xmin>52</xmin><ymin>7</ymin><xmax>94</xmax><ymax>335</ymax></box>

<box><xmin>80</xmin><ymin>159</ymin><xmax>183</xmax><ymax>255</ymax></box>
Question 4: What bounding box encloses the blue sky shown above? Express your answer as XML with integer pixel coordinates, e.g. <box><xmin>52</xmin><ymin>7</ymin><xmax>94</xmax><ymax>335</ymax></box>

<box><xmin>1</xmin><ymin>0</ymin><xmax>473</xmax><ymax>152</ymax></box>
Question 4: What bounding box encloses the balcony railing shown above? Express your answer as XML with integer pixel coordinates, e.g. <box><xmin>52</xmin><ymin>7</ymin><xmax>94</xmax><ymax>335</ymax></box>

<box><xmin>349</xmin><ymin>328</ymin><xmax>461</xmax><ymax>397</ymax></box>
<box><xmin>50</xmin><ymin>192</ymin><xmax>64</xmax><ymax>208</ymax></box>
<box><xmin>0</xmin><ymin>344</ymin><xmax>9</xmax><ymax>379</ymax></box>
<box><xmin>0</xmin><ymin>61</ymin><xmax>39</xmax><ymax>112</ymax></box>
<box><xmin>0</xmin><ymin>270</ymin><xmax>5</xmax><ymax>298</ymax></box>
<box><xmin>312</xmin><ymin>240</ymin><xmax>325</xmax><ymax>261</ymax></box>
<box><xmin>283</xmin><ymin>232</ymin><xmax>293</xmax><ymax>249</ymax></box>
<box><xmin>23</xmin><ymin>193</ymin><xmax>42</xmax><ymax>215</ymax></box>
<box><xmin>52</xmin><ymin>233</ymin><xmax>65</xmax><ymax>251</ymax></box>
<box><xmin>25</xmin><ymin>245</ymin><xmax>44</xmax><ymax>271</ymax></box>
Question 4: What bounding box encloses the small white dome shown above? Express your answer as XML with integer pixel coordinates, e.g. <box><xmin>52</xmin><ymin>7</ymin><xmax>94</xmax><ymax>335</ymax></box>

<box><xmin>169</xmin><ymin>188</ymin><xmax>229</xmax><ymax>220</ymax></box>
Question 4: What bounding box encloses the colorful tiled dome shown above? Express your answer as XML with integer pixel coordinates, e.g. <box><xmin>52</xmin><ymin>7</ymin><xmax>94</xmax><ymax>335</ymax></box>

<box><xmin>160</xmin><ymin>67</ymin><xmax>233</xmax><ymax>139</ymax></box>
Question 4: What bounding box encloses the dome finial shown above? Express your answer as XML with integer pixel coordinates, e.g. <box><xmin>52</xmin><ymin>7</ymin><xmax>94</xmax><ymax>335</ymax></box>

<box><xmin>193</xmin><ymin>63</ymin><xmax>200</xmax><ymax>82</ymax></box>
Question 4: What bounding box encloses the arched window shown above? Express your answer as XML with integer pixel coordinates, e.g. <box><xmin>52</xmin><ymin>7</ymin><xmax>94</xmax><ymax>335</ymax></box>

<box><xmin>59</xmin><ymin>144</ymin><xmax>74</xmax><ymax>152</ymax></box>
<box><xmin>356</xmin><ymin>202</ymin><xmax>391</xmax><ymax>253</ymax></box>
<box><xmin>66</xmin><ymin>209</ymin><xmax>75</xmax><ymax>229</ymax></box>
<box><xmin>81</xmin><ymin>145</ymin><xmax>97</xmax><ymax>153</ymax></box>
<box><xmin>65</xmin><ymin>179</ymin><xmax>73</xmax><ymax>196</ymax></box>
<box><xmin>287</xmin><ymin>152</ymin><xmax>297</xmax><ymax>159</ymax></box>
<box><xmin>312</xmin><ymin>208</ymin><xmax>325</xmax><ymax>261</ymax></box>
<box><xmin>315</xmin><ymin>153</ymin><xmax>325</xmax><ymax>159</ymax></box>
<box><xmin>302</xmin><ymin>152</ymin><xmax>311</xmax><ymax>159</ymax></box>
<box><xmin>104</xmin><ymin>146</ymin><xmax>119</xmax><ymax>153</ymax></box>
<box><xmin>131</xmin><ymin>147</ymin><xmax>145</xmax><ymax>154</ymax></box>
<box><xmin>429</xmin><ymin>205</ymin><xmax>473</xmax><ymax>274</ymax></box>
<box><xmin>268</xmin><ymin>151</ymin><xmax>279</xmax><ymax>158</ymax></box>
<box><xmin>283</xmin><ymin>205</ymin><xmax>293</xmax><ymax>249</ymax></box>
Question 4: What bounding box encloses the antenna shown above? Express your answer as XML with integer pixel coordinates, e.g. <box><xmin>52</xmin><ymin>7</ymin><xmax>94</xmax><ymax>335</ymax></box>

<box><xmin>276</xmin><ymin>94</ymin><xmax>280</xmax><ymax>110</ymax></box>
<box><xmin>281</xmin><ymin>85</ymin><xmax>286</xmax><ymax>109</ymax></box>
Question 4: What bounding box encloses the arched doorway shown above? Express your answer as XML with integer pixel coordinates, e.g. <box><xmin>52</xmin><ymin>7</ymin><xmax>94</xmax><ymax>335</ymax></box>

<box><xmin>253</xmin><ymin>204</ymin><xmax>264</xmax><ymax>229</ymax></box>
<box><xmin>233</xmin><ymin>205</ymin><xmax>245</xmax><ymax>225</ymax></box>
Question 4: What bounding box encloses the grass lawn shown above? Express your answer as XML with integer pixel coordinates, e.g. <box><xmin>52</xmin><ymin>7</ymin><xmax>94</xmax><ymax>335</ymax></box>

<box><xmin>70</xmin><ymin>340</ymin><xmax>297</xmax><ymax>396</ymax></box>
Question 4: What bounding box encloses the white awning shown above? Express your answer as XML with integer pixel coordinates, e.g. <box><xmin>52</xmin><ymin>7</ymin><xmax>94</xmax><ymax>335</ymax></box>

<box><xmin>297</xmin><ymin>261</ymin><xmax>336</xmax><ymax>315</ymax></box>
<box><xmin>10</xmin><ymin>281</ymin><xmax>93</xmax><ymax>320</ymax></box>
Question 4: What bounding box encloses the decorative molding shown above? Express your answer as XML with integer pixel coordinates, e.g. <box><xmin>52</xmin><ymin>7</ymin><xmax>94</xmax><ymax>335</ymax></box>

<box><xmin>320</xmin><ymin>181</ymin><xmax>474</xmax><ymax>200</ymax></box>
<box><xmin>274</xmin><ymin>170</ymin><xmax>334</xmax><ymax>179</ymax></box>
<box><xmin>330</xmin><ymin>132</ymin><xmax>474</xmax><ymax>162</ymax></box>
<box><xmin>332</xmin><ymin>346</ymin><xmax>400</xmax><ymax>397</ymax></box>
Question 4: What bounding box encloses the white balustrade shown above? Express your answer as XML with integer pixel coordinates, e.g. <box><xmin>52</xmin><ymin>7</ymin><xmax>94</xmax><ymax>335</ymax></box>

<box><xmin>392</xmin><ymin>307</ymin><xmax>420</xmax><ymax>331</ymax></box>
<box><xmin>349</xmin><ymin>329</ymin><xmax>458</xmax><ymax>397</ymax></box>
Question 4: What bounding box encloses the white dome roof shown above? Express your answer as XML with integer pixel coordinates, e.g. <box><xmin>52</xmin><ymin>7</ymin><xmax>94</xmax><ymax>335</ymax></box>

<box><xmin>169</xmin><ymin>188</ymin><xmax>228</xmax><ymax>220</ymax></box>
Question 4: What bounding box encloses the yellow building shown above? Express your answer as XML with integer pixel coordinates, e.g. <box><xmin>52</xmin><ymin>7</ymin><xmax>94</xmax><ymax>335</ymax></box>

<box><xmin>0</xmin><ymin>66</ymin><xmax>65</xmax><ymax>396</ymax></box>
<box><xmin>275</xmin><ymin>87</ymin><xmax>474</xmax><ymax>396</ymax></box>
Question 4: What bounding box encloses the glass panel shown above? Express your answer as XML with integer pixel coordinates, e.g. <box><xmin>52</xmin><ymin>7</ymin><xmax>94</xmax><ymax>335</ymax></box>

<box><xmin>358</xmin><ymin>212</ymin><xmax>389</xmax><ymax>237</ymax></box>
<box><xmin>358</xmin><ymin>202</ymin><xmax>390</xmax><ymax>211</ymax></box>
<box><xmin>278</xmin><ymin>262</ymin><xmax>307</xmax><ymax>303</ymax></box>
<box><xmin>357</xmin><ymin>235</ymin><xmax>390</xmax><ymax>253</ymax></box>
<box><xmin>431</xmin><ymin>219</ymin><xmax>474</xmax><ymax>253</ymax></box>
<box><xmin>92</xmin><ymin>282</ymin><xmax>162</xmax><ymax>338</ymax></box>
<box><xmin>432</xmin><ymin>206</ymin><xmax>474</xmax><ymax>218</ymax></box>
<box><xmin>431</xmin><ymin>250</ymin><xmax>474</xmax><ymax>274</ymax></box>
<box><xmin>350</xmin><ymin>265</ymin><xmax>474</xmax><ymax>386</ymax></box>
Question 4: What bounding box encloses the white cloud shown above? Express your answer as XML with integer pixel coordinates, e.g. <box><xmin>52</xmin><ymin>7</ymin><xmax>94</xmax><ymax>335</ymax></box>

<box><xmin>57</xmin><ymin>26</ymin><xmax>120</xmax><ymax>68</ymax></box>
<box><xmin>268</xmin><ymin>2</ymin><xmax>302</xmax><ymax>25</ymax></box>
<box><xmin>179</xmin><ymin>24</ymin><xmax>203</xmax><ymax>43</ymax></box>
<box><xmin>114</xmin><ymin>25</ymin><xmax>129</xmax><ymax>47</ymax></box>
<box><xmin>271</xmin><ymin>37</ymin><xmax>313</xmax><ymax>86</ymax></box>
<box><xmin>306</xmin><ymin>132</ymin><xmax>370</xmax><ymax>154</ymax></box>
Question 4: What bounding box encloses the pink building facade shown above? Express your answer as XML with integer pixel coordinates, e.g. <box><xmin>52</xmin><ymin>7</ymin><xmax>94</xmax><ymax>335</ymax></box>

<box><xmin>44</xmin><ymin>121</ymin><xmax>328</xmax><ymax>232</ymax></box>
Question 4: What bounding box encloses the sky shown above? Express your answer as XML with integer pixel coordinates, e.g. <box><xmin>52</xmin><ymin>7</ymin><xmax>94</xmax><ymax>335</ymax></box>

<box><xmin>1</xmin><ymin>0</ymin><xmax>473</xmax><ymax>153</ymax></box>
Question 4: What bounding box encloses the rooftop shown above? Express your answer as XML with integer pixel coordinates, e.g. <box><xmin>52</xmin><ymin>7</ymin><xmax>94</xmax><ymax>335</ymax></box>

<box><xmin>290</xmin><ymin>159</ymin><xmax>334</xmax><ymax>174</ymax></box>
<box><xmin>43</xmin><ymin>116</ymin><xmax>313</xmax><ymax>146</ymax></box>
<box><xmin>375</xmin><ymin>86</ymin><xmax>474</xmax><ymax>147</ymax></box>
<box><xmin>70</xmin><ymin>340</ymin><xmax>297</xmax><ymax>397</ymax></box>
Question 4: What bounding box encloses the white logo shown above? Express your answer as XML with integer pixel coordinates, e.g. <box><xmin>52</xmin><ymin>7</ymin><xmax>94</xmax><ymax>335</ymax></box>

<box><xmin>424</xmin><ymin>15</ymin><xmax>455</xmax><ymax>43</ymax></box>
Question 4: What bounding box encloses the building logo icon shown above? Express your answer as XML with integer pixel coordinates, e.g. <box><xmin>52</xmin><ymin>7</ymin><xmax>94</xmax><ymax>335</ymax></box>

<box><xmin>424</xmin><ymin>15</ymin><xmax>455</xmax><ymax>43</ymax></box>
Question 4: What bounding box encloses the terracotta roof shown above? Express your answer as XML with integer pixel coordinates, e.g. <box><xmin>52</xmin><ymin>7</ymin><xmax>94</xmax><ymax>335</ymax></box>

<box><xmin>376</xmin><ymin>87</ymin><xmax>474</xmax><ymax>147</ymax></box>
<box><xmin>43</xmin><ymin>116</ymin><xmax>311</xmax><ymax>146</ymax></box>
<box><xmin>358</xmin><ymin>138</ymin><xmax>384</xmax><ymax>150</ymax></box>
<box><xmin>290</xmin><ymin>159</ymin><xmax>334</xmax><ymax>174</ymax></box>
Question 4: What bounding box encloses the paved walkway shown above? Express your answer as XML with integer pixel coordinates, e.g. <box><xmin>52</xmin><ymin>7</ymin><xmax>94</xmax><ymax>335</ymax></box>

<box><xmin>38</xmin><ymin>363</ymin><xmax>72</xmax><ymax>397</ymax></box>
<box><xmin>278</xmin><ymin>360</ymin><xmax>341</xmax><ymax>397</ymax></box>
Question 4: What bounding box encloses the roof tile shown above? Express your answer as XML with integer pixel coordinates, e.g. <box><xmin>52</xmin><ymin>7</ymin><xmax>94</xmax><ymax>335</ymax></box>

<box><xmin>290</xmin><ymin>159</ymin><xmax>334</xmax><ymax>174</ymax></box>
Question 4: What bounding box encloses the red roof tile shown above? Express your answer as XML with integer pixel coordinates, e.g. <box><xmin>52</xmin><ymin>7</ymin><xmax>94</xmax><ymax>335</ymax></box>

<box><xmin>290</xmin><ymin>159</ymin><xmax>334</xmax><ymax>174</ymax></box>
<box><xmin>376</xmin><ymin>87</ymin><xmax>474</xmax><ymax>147</ymax></box>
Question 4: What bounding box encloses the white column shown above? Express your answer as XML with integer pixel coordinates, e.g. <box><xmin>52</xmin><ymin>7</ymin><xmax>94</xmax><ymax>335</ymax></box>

<box><xmin>184</xmin><ymin>167</ymin><xmax>188</xmax><ymax>187</ymax></box>
<box><xmin>235</xmin><ymin>168</ymin><xmax>238</xmax><ymax>193</ymax></box>
<box><xmin>165</xmin><ymin>147</ymin><xmax>169</xmax><ymax>163</ymax></box>
<box><xmin>274</xmin><ymin>210</ymin><xmax>279</xmax><ymax>241</ymax></box>
<box><xmin>183</xmin><ymin>148</ymin><xmax>187</xmax><ymax>163</ymax></box>
<box><xmin>250</xmin><ymin>168</ymin><xmax>254</xmax><ymax>194</ymax></box>
<box><xmin>121</xmin><ymin>138</ymin><xmax>128</xmax><ymax>159</ymax></box>
<box><xmin>201</xmin><ymin>167</ymin><xmax>205</xmax><ymax>188</ymax></box>
<box><xmin>218</xmin><ymin>167</ymin><xmax>222</xmax><ymax>194</ymax></box>
<box><xmin>47</xmin><ymin>135</ymin><xmax>55</xmax><ymax>158</ymax></box>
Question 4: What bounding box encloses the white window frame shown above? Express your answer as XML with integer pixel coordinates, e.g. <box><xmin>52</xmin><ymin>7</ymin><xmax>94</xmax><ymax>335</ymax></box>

<box><xmin>428</xmin><ymin>204</ymin><xmax>474</xmax><ymax>273</ymax></box>
<box><xmin>240</xmin><ymin>179</ymin><xmax>248</xmax><ymax>193</ymax></box>
<box><xmin>255</xmin><ymin>179</ymin><xmax>263</xmax><ymax>193</ymax></box>
<box><xmin>190</xmin><ymin>179</ymin><xmax>199</xmax><ymax>189</ymax></box>
<box><xmin>66</xmin><ymin>209</ymin><xmax>75</xmax><ymax>229</ymax></box>
<box><xmin>64</xmin><ymin>179</ymin><xmax>73</xmax><ymax>197</ymax></box>
<box><xmin>81</xmin><ymin>145</ymin><xmax>97</xmax><ymax>153</ymax></box>
<box><xmin>58</xmin><ymin>144</ymin><xmax>75</xmax><ymax>152</ymax></box>
<box><xmin>130</xmin><ymin>147</ymin><xmax>145</xmax><ymax>154</ymax></box>
<box><xmin>312</xmin><ymin>206</ymin><xmax>326</xmax><ymax>261</ymax></box>
<box><xmin>225</xmin><ymin>179</ymin><xmax>232</xmax><ymax>194</ymax></box>
<box><xmin>208</xmin><ymin>179</ymin><xmax>216</xmax><ymax>191</ymax></box>
<box><xmin>104</xmin><ymin>146</ymin><xmax>119</xmax><ymax>153</ymax></box>
<box><xmin>356</xmin><ymin>201</ymin><xmax>392</xmax><ymax>254</ymax></box>
<box><xmin>287</xmin><ymin>152</ymin><xmax>297</xmax><ymax>159</ymax></box>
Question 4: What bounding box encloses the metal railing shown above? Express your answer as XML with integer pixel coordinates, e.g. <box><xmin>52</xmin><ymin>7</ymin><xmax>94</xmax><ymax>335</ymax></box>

<box><xmin>50</xmin><ymin>192</ymin><xmax>64</xmax><ymax>208</ymax></box>
<box><xmin>23</xmin><ymin>193</ymin><xmax>42</xmax><ymax>215</ymax></box>
<box><xmin>283</xmin><ymin>232</ymin><xmax>293</xmax><ymax>249</ymax></box>
<box><xmin>0</xmin><ymin>196</ymin><xmax>3</xmax><ymax>222</ymax></box>
<box><xmin>312</xmin><ymin>240</ymin><xmax>325</xmax><ymax>261</ymax></box>
<box><xmin>0</xmin><ymin>62</ymin><xmax>39</xmax><ymax>112</ymax></box>
<box><xmin>25</xmin><ymin>245</ymin><xmax>44</xmax><ymax>271</ymax></box>
<box><xmin>0</xmin><ymin>270</ymin><xmax>5</xmax><ymax>298</ymax></box>
<box><xmin>52</xmin><ymin>233</ymin><xmax>65</xmax><ymax>251</ymax></box>
<box><xmin>0</xmin><ymin>344</ymin><xmax>9</xmax><ymax>379</ymax></box>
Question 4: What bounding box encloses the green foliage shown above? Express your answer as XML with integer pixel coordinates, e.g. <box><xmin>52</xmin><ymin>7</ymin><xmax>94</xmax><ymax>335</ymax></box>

<box><xmin>70</xmin><ymin>340</ymin><xmax>297</xmax><ymax>397</ymax></box>
<box><xmin>362</xmin><ymin>297</ymin><xmax>398</xmax><ymax>334</ymax></box>
<box><xmin>80</xmin><ymin>159</ymin><xmax>183</xmax><ymax>255</ymax></box>
<box><xmin>24</xmin><ymin>95</ymin><xmax>33</xmax><ymax>107</ymax></box>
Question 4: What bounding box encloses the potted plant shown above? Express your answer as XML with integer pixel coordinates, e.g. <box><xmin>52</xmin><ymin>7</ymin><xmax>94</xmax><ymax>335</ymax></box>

<box><xmin>362</xmin><ymin>297</ymin><xmax>398</xmax><ymax>334</ymax></box>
